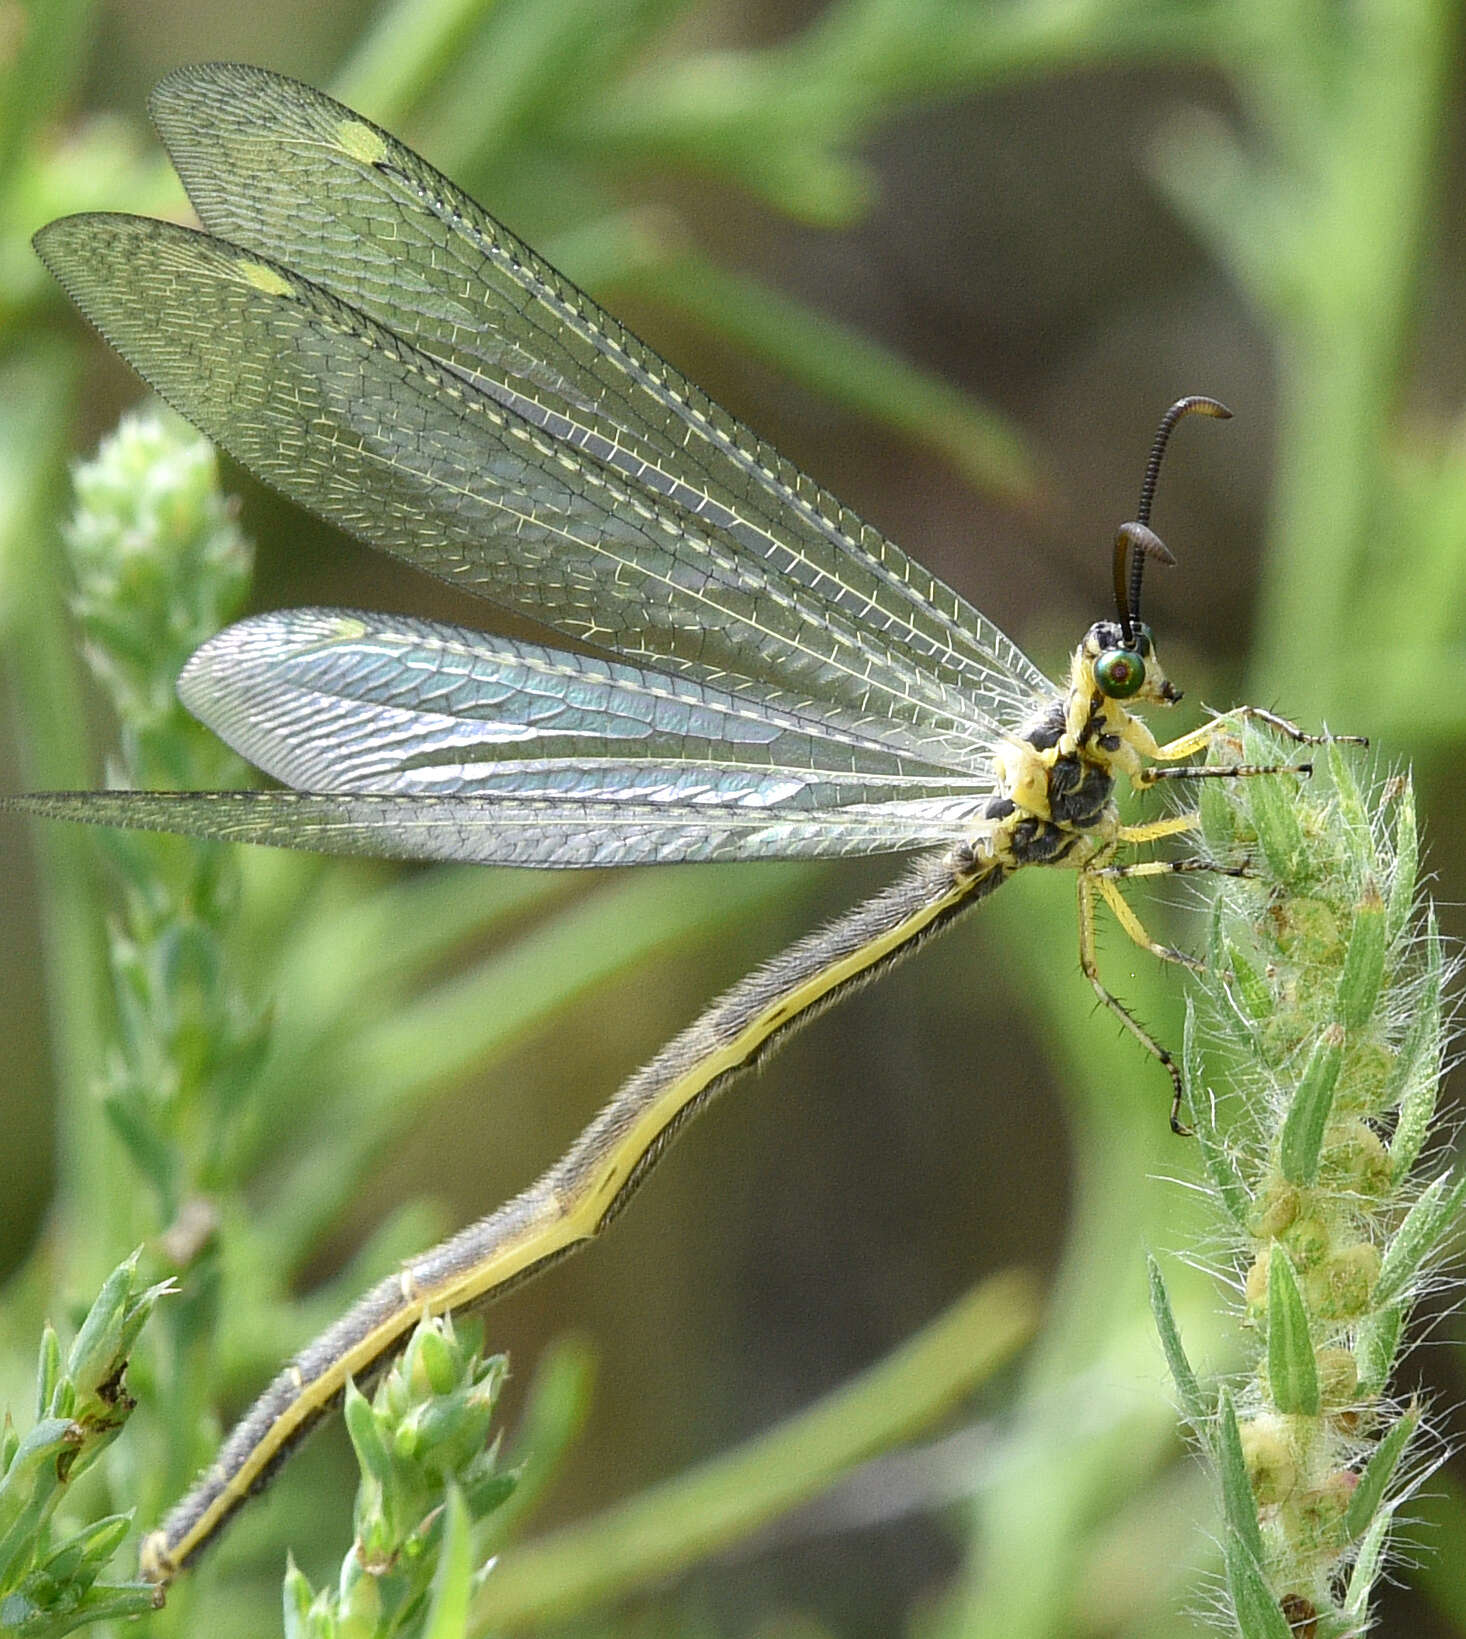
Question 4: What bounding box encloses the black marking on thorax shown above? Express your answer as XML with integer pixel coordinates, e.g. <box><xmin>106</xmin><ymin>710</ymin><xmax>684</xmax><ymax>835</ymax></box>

<box><xmin>1005</xmin><ymin>815</ymin><xmax>1083</xmax><ymax>865</ymax></box>
<box><xmin>983</xmin><ymin>693</ymin><xmax>1119</xmax><ymax>860</ymax></box>
<box><xmin>1022</xmin><ymin>700</ymin><xmax>1067</xmax><ymax>751</ymax></box>
<box><xmin>1047</xmin><ymin>751</ymin><xmax>1114</xmax><ymax>828</ymax></box>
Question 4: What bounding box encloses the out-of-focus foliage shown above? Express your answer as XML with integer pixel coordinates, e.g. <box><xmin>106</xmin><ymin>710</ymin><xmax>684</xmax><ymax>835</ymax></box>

<box><xmin>1</xmin><ymin>2</ymin><xmax>1464</xmax><ymax>1637</ymax></box>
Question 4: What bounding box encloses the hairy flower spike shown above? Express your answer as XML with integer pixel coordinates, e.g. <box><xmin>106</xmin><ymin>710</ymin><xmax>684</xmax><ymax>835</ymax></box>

<box><xmin>1151</xmin><ymin>719</ymin><xmax>1454</xmax><ymax>1638</ymax></box>
<box><xmin>64</xmin><ymin>410</ymin><xmax>251</xmax><ymax>788</ymax></box>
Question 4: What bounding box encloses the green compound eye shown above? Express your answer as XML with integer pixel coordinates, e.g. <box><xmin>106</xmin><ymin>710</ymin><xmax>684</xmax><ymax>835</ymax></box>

<box><xmin>1095</xmin><ymin>646</ymin><xmax>1146</xmax><ymax>699</ymax></box>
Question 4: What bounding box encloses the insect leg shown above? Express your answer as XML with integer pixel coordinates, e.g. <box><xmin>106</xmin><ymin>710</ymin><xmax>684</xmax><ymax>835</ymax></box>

<box><xmin>1090</xmin><ymin>871</ymin><xmax>1203</xmax><ymax>971</ymax></box>
<box><xmin>1115</xmin><ymin>813</ymin><xmax>1198</xmax><ymax>845</ymax></box>
<box><xmin>1097</xmin><ymin>857</ymin><xmax>1253</xmax><ymax>882</ymax></box>
<box><xmin>1147</xmin><ymin>705</ymin><xmax>1366</xmax><ymax>769</ymax></box>
<box><xmin>1218</xmin><ymin>705</ymin><xmax>1367</xmax><ymax>748</ymax></box>
<box><xmin>1076</xmin><ymin>871</ymin><xmax>1190</xmax><ymax>1134</ymax></box>
<box><xmin>1141</xmin><ymin>760</ymin><xmax>1308</xmax><ymax>787</ymax></box>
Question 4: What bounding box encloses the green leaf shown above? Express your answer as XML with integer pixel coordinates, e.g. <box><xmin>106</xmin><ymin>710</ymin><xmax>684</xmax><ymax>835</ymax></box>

<box><xmin>342</xmin><ymin>1377</ymin><xmax>393</xmax><ymax>1493</ymax></box>
<box><xmin>1184</xmin><ymin>1006</ymin><xmax>1251</xmax><ymax>1230</ymax></box>
<box><xmin>1193</xmin><ymin>1097</ymin><xmax>1252</xmax><ymax>1231</ymax></box>
<box><xmin>1278</xmin><ymin>1027</ymin><xmax>1344</xmax><ymax>1186</ymax></box>
<box><xmin>1325</xmin><ymin>737</ymin><xmax>1371</xmax><ymax>853</ymax></box>
<box><xmin>1243</xmin><ymin>727</ymin><xmax>1306</xmax><ymax>884</ymax></box>
<box><xmin>1386</xmin><ymin>778</ymin><xmax>1418</xmax><ymax>941</ymax></box>
<box><xmin>1390</xmin><ymin>915</ymin><xmax>1443</xmax><ymax>1182</ymax></box>
<box><xmin>281</xmin><ymin>1556</ymin><xmax>316</xmax><ymax>1639</ymax></box>
<box><xmin>421</xmin><ymin>1484</ymin><xmax>473</xmax><ymax>1639</ymax></box>
<box><xmin>64</xmin><ymin>1255</ymin><xmax>137</xmax><ymax>1398</ymax></box>
<box><xmin>1346</xmin><ymin>1405</ymin><xmax>1419</xmax><ymax>1541</ymax></box>
<box><xmin>1226</xmin><ymin>944</ymin><xmax>1275</xmax><ymax>1031</ymax></box>
<box><xmin>1146</xmin><ymin>1256</ymin><xmax>1206</xmax><ymax>1426</ymax></box>
<box><xmin>1224</xmin><ymin>1532</ymin><xmax>1292</xmax><ymax>1639</ymax></box>
<box><xmin>1343</xmin><ymin>1505</ymin><xmax>1394</xmax><ymax>1622</ymax></box>
<box><xmin>1215</xmin><ymin>1390</ymin><xmax>1266</xmax><ymax>1565</ymax></box>
<box><xmin>0</xmin><ymin>1416</ymin><xmax>76</xmax><ymax>1511</ymax></box>
<box><xmin>1355</xmin><ymin>1304</ymin><xmax>1404</xmax><ymax>1397</ymax></box>
<box><xmin>43</xmin><ymin>1511</ymin><xmax>130</xmax><ymax>1575</ymax></box>
<box><xmin>0</xmin><ymin>1577</ymin><xmax>158</xmax><ymax>1635</ymax></box>
<box><xmin>99</xmin><ymin>1094</ymin><xmax>179</xmax><ymax>1201</ymax></box>
<box><xmin>1335</xmin><ymin>885</ymin><xmax>1387</xmax><ymax>1032</ymax></box>
<box><xmin>410</xmin><ymin>1322</ymin><xmax>460</xmax><ymax>1398</ymax></box>
<box><xmin>1373</xmin><ymin>1171</ymin><xmax>1466</xmax><ymax>1311</ymax></box>
<box><xmin>1266</xmin><ymin>1248</ymin><xmax>1319</xmax><ymax>1416</ymax></box>
<box><xmin>32</xmin><ymin>1332</ymin><xmax>60</xmax><ymax>1424</ymax></box>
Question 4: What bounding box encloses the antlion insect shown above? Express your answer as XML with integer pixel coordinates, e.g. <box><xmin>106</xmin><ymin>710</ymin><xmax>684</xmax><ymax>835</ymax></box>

<box><xmin>9</xmin><ymin>63</ymin><xmax>1361</xmax><ymax>1583</ymax></box>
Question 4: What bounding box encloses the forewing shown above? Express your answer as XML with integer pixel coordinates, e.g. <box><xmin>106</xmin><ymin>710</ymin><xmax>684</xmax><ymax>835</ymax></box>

<box><xmin>38</xmin><ymin>62</ymin><xmax>1058</xmax><ymax>753</ymax></box>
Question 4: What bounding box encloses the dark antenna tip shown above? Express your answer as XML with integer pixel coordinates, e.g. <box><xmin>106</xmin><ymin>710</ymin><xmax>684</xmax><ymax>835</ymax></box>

<box><xmin>1135</xmin><ymin>396</ymin><xmax>1231</xmax><ymax>529</ymax></box>
<box><xmin>1117</xmin><ymin>395</ymin><xmax>1233</xmax><ymax>637</ymax></box>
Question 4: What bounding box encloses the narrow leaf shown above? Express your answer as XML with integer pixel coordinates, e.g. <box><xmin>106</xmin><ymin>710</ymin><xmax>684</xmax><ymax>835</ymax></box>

<box><xmin>1343</xmin><ymin>1506</ymin><xmax>1394</xmax><ymax>1621</ymax></box>
<box><xmin>65</xmin><ymin>1254</ymin><xmax>138</xmax><ymax>1396</ymax></box>
<box><xmin>1336</xmin><ymin>885</ymin><xmax>1386</xmax><ymax>1032</ymax></box>
<box><xmin>1386</xmin><ymin>779</ymin><xmax>1418</xmax><ymax>941</ymax></box>
<box><xmin>34</xmin><ymin>1327</ymin><xmax>61</xmax><ymax>1421</ymax></box>
<box><xmin>1226</xmin><ymin>945</ymin><xmax>1274</xmax><ymax>1028</ymax></box>
<box><xmin>1374</xmin><ymin>1171</ymin><xmax>1466</xmax><ymax>1310</ymax></box>
<box><xmin>1216</xmin><ymin>1390</ymin><xmax>1266</xmax><ymax>1564</ymax></box>
<box><xmin>1225</xmin><ymin>1533</ymin><xmax>1292</xmax><ymax>1639</ymax></box>
<box><xmin>282</xmin><ymin>1555</ymin><xmax>315</xmax><ymax>1639</ymax></box>
<box><xmin>422</xmin><ymin>1483</ymin><xmax>473</xmax><ymax>1639</ymax></box>
<box><xmin>1390</xmin><ymin>916</ymin><xmax>1443</xmax><ymax>1182</ymax></box>
<box><xmin>1193</xmin><ymin>1102</ymin><xmax>1251</xmax><ymax>1231</ymax></box>
<box><xmin>342</xmin><ymin>1378</ymin><xmax>392</xmax><ymax>1489</ymax></box>
<box><xmin>1147</xmin><ymin>1256</ymin><xmax>1206</xmax><ymax>1425</ymax></box>
<box><xmin>1184</xmin><ymin>1007</ymin><xmax>1251</xmax><ymax>1230</ymax></box>
<box><xmin>1325</xmin><ymin>737</ymin><xmax>1370</xmax><ymax>850</ymax></box>
<box><xmin>1267</xmin><ymin>1248</ymin><xmax>1319</xmax><ymax>1416</ymax></box>
<box><xmin>1279</xmin><ymin>1027</ymin><xmax>1344</xmax><ymax>1186</ymax></box>
<box><xmin>1243</xmin><ymin>726</ymin><xmax>1306</xmax><ymax>884</ymax></box>
<box><xmin>1345</xmin><ymin>1405</ymin><xmax>1420</xmax><ymax>1541</ymax></box>
<box><xmin>1355</xmin><ymin>1304</ymin><xmax>1403</xmax><ymax>1397</ymax></box>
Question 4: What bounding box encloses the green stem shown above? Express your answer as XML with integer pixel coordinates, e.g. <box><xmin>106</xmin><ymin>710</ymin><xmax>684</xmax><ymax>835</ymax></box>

<box><xmin>468</xmin><ymin>1269</ymin><xmax>1038</xmax><ymax>1633</ymax></box>
<box><xmin>1247</xmin><ymin>0</ymin><xmax>1453</xmax><ymax>712</ymax></box>
<box><xmin>0</xmin><ymin>348</ymin><xmax>115</xmax><ymax>1270</ymax></box>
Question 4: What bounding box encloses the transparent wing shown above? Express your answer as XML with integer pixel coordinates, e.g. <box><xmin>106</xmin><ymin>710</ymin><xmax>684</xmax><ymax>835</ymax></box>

<box><xmin>35</xmin><ymin>63</ymin><xmax>1058</xmax><ymax>758</ymax></box>
<box><xmin>150</xmin><ymin>63</ymin><xmax>1053</xmax><ymax>737</ymax></box>
<box><xmin>11</xmin><ymin>604</ymin><xmax>996</xmax><ymax>866</ymax></box>
<box><xmin>4</xmin><ymin>789</ymin><xmax>987</xmax><ymax>868</ymax></box>
<box><xmin>179</xmin><ymin>610</ymin><xmax>993</xmax><ymax>814</ymax></box>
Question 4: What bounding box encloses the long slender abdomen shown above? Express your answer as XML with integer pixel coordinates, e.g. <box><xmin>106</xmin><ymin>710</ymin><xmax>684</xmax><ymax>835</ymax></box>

<box><xmin>141</xmin><ymin>845</ymin><xmax>1006</xmax><ymax>1581</ymax></box>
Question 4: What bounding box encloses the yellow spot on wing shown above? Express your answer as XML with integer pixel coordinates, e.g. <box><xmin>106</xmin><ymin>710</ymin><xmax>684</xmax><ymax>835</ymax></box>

<box><xmin>238</xmin><ymin>259</ymin><xmax>293</xmax><ymax>298</ymax></box>
<box><xmin>337</xmin><ymin>118</ymin><xmax>388</xmax><ymax>165</ymax></box>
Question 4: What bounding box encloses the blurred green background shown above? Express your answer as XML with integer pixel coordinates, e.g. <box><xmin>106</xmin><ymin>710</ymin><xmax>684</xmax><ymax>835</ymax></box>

<box><xmin>1</xmin><ymin>0</ymin><xmax>1464</xmax><ymax>1635</ymax></box>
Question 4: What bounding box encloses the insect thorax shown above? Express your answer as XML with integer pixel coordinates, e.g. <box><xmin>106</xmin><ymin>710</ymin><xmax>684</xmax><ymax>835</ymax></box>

<box><xmin>978</xmin><ymin>693</ymin><xmax>1125</xmax><ymax>871</ymax></box>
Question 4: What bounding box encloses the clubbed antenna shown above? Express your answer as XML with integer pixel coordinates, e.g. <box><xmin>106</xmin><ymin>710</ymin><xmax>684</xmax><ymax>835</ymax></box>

<box><xmin>1115</xmin><ymin>395</ymin><xmax>1232</xmax><ymax>640</ymax></box>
